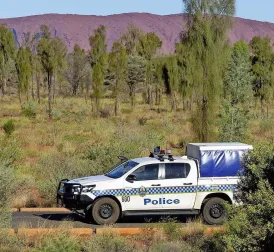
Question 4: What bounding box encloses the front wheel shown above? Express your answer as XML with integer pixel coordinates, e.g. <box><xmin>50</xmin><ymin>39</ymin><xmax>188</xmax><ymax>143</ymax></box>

<box><xmin>91</xmin><ymin>197</ymin><xmax>120</xmax><ymax>225</ymax></box>
<box><xmin>202</xmin><ymin>197</ymin><xmax>227</xmax><ymax>225</ymax></box>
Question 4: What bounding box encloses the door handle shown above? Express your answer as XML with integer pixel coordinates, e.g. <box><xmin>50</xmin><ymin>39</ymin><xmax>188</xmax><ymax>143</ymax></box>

<box><xmin>183</xmin><ymin>183</ymin><xmax>193</xmax><ymax>185</ymax></box>
<box><xmin>151</xmin><ymin>184</ymin><xmax>161</xmax><ymax>187</ymax></box>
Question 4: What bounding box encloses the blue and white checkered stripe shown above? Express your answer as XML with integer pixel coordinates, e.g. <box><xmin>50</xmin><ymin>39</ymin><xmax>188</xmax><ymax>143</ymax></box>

<box><xmin>91</xmin><ymin>184</ymin><xmax>236</xmax><ymax>197</ymax></box>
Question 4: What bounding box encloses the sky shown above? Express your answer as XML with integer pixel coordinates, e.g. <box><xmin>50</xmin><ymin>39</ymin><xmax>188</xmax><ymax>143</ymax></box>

<box><xmin>0</xmin><ymin>0</ymin><xmax>274</xmax><ymax>23</ymax></box>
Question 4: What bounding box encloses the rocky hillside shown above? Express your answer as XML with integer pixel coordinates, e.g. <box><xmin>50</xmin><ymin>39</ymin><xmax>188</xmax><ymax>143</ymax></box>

<box><xmin>1</xmin><ymin>13</ymin><xmax>274</xmax><ymax>53</ymax></box>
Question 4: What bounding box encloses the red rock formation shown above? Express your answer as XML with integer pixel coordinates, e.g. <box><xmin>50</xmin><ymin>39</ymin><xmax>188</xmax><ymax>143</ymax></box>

<box><xmin>1</xmin><ymin>13</ymin><xmax>274</xmax><ymax>53</ymax></box>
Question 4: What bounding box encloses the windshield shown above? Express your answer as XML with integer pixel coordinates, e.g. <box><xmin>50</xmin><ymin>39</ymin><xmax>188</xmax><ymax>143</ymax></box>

<box><xmin>106</xmin><ymin>160</ymin><xmax>139</xmax><ymax>179</ymax></box>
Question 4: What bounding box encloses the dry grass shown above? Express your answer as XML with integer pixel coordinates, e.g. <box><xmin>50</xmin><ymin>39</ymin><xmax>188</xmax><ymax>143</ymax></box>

<box><xmin>1</xmin><ymin>95</ymin><xmax>274</xmax><ymax>208</ymax></box>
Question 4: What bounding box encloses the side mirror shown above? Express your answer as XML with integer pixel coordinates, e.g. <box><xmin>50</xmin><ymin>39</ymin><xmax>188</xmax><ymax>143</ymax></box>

<box><xmin>126</xmin><ymin>175</ymin><xmax>137</xmax><ymax>183</ymax></box>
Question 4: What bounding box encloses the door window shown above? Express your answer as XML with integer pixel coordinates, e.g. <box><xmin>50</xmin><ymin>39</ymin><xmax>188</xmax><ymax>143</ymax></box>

<box><xmin>165</xmin><ymin>163</ymin><xmax>191</xmax><ymax>179</ymax></box>
<box><xmin>130</xmin><ymin>164</ymin><xmax>159</xmax><ymax>181</ymax></box>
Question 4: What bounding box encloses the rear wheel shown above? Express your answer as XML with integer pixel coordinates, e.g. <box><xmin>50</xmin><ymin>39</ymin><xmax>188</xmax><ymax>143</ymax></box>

<box><xmin>202</xmin><ymin>197</ymin><xmax>227</xmax><ymax>225</ymax></box>
<box><xmin>91</xmin><ymin>197</ymin><xmax>120</xmax><ymax>225</ymax></box>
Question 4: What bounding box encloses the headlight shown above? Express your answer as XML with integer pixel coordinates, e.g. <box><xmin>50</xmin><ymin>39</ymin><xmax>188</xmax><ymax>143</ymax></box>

<box><xmin>82</xmin><ymin>185</ymin><xmax>96</xmax><ymax>193</ymax></box>
<box><xmin>73</xmin><ymin>186</ymin><xmax>81</xmax><ymax>193</ymax></box>
<box><xmin>59</xmin><ymin>183</ymin><xmax>65</xmax><ymax>193</ymax></box>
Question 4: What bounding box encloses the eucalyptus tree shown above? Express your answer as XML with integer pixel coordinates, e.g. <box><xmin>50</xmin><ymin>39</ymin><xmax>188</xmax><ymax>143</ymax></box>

<box><xmin>224</xmin><ymin>40</ymin><xmax>253</xmax><ymax>103</ymax></box>
<box><xmin>165</xmin><ymin>56</ymin><xmax>180</xmax><ymax>111</ymax></box>
<box><xmin>15</xmin><ymin>47</ymin><xmax>32</xmax><ymax>104</ymax></box>
<box><xmin>219</xmin><ymin>40</ymin><xmax>253</xmax><ymax>142</ymax></box>
<box><xmin>0</xmin><ymin>25</ymin><xmax>17</xmax><ymax>95</ymax></box>
<box><xmin>127</xmin><ymin>55</ymin><xmax>146</xmax><ymax>108</ymax></box>
<box><xmin>65</xmin><ymin>44</ymin><xmax>90</xmax><ymax>96</ymax></box>
<box><xmin>176</xmin><ymin>42</ymin><xmax>193</xmax><ymax>111</ymax></box>
<box><xmin>154</xmin><ymin>57</ymin><xmax>165</xmax><ymax>108</ymax></box>
<box><xmin>250</xmin><ymin>36</ymin><xmax>274</xmax><ymax>116</ymax></box>
<box><xmin>89</xmin><ymin>25</ymin><xmax>108</xmax><ymax>114</ymax></box>
<box><xmin>180</xmin><ymin>0</ymin><xmax>235</xmax><ymax>141</ymax></box>
<box><xmin>109</xmin><ymin>41</ymin><xmax>128</xmax><ymax>116</ymax></box>
<box><xmin>121</xmin><ymin>23</ymin><xmax>143</xmax><ymax>56</ymax></box>
<box><xmin>137</xmin><ymin>32</ymin><xmax>162</xmax><ymax>106</ymax></box>
<box><xmin>37</xmin><ymin>25</ymin><xmax>67</xmax><ymax>118</ymax></box>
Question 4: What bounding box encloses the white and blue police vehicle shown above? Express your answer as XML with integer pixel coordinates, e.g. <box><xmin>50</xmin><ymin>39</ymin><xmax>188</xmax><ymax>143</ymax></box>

<box><xmin>57</xmin><ymin>143</ymin><xmax>253</xmax><ymax>225</ymax></box>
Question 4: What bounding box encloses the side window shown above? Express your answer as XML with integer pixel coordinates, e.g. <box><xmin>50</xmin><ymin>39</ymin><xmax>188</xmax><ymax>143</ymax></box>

<box><xmin>130</xmin><ymin>164</ymin><xmax>159</xmax><ymax>181</ymax></box>
<box><xmin>165</xmin><ymin>163</ymin><xmax>191</xmax><ymax>179</ymax></box>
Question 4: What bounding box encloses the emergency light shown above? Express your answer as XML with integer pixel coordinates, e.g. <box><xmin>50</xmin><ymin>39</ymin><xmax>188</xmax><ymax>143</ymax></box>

<box><xmin>154</xmin><ymin>146</ymin><xmax>160</xmax><ymax>153</ymax></box>
<box><xmin>150</xmin><ymin>146</ymin><xmax>174</xmax><ymax>161</ymax></box>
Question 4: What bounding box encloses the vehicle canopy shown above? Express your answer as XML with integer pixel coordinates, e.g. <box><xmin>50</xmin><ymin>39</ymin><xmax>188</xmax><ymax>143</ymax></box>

<box><xmin>186</xmin><ymin>143</ymin><xmax>253</xmax><ymax>177</ymax></box>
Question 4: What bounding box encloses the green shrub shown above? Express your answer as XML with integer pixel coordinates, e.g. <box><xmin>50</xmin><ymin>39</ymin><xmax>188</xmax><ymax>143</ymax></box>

<box><xmin>3</xmin><ymin>120</ymin><xmax>15</xmax><ymax>136</ymax></box>
<box><xmin>0</xmin><ymin>137</ymin><xmax>21</xmax><ymax>166</ymax></box>
<box><xmin>0</xmin><ymin>163</ymin><xmax>15</xmax><ymax>228</ymax></box>
<box><xmin>84</xmin><ymin>231</ymin><xmax>139</xmax><ymax>252</ymax></box>
<box><xmin>85</xmin><ymin>127</ymin><xmax>166</xmax><ymax>174</ymax></box>
<box><xmin>22</xmin><ymin>100</ymin><xmax>38</xmax><ymax>118</ymax></box>
<box><xmin>223</xmin><ymin>143</ymin><xmax>274</xmax><ymax>251</ymax></box>
<box><xmin>138</xmin><ymin>117</ymin><xmax>148</xmax><ymax>126</ymax></box>
<box><xmin>149</xmin><ymin>241</ymin><xmax>198</xmax><ymax>252</ymax></box>
<box><xmin>0</xmin><ymin>231</ymin><xmax>25</xmax><ymax>252</ymax></box>
<box><xmin>258</xmin><ymin>118</ymin><xmax>274</xmax><ymax>135</ymax></box>
<box><xmin>100</xmin><ymin>107</ymin><xmax>112</xmax><ymax>118</ymax></box>
<box><xmin>200</xmin><ymin>231</ymin><xmax>226</xmax><ymax>252</ymax></box>
<box><xmin>158</xmin><ymin>218</ymin><xmax>182</xmax><ymax>241</ymax></box>
<box><xmin>52</xmin><ymin>109</ymin><xmax>62</xmax><ymax>120</ymax></box>
<box><xmin>32</xmin><ymin>234</ymin><xmax>81</xmax><ymax>252</ymax></box>
<box><xmin>35</xmin><ymin>153</ymin><xmax>93</xmax><ymax>206</ymax></box>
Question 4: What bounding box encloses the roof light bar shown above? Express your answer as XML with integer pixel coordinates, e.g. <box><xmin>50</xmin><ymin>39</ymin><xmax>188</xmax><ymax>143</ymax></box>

<box><xmin>150</xmin><ymin>146</ymin><xmax>174</xmax><ymax>161</ymax></box>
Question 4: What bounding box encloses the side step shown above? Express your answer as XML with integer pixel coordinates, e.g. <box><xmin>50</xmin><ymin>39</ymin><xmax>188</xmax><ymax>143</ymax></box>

<box><xmin>123</xmin><ymin>209</ymin><xmax>199</xmax><ymax>216</ymax></box>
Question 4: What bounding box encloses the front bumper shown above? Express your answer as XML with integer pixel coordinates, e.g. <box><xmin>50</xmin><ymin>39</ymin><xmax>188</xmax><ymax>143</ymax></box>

<box><xmin>57</xmin><ymin>179</ymin><xmax>93</xmax><ymax>210</ymax></box>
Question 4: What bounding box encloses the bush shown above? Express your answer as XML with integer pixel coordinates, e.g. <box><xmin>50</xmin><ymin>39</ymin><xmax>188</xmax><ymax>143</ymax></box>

<box><xmin>22</xmin><ymin>100</ymin><xmax>38</xmax><ymax>118</ymax></box>
<box><xmin>84</xmin><ymin>230</ymin><xmax>139</xmax><ymax>252</ymax></box>
<box><xmin>0</xmin><ymin>231</ymin><xmax>25</xmax><ymax>252</ymax></box>
<box><xmin>0</xmin><ymin>137</ymin><xmax>21</xmax><ymax>166</ymax></box>
<box><xmin>138</xmin><ymin>117</ymin><xmax>148</xmax><ymax>126</ymax></box>
<box><xmin>223</xmin><ymin>143</ymin><xmax>274</xmax><ymax>251</ymax></box>
<box><xmin>85</xmin><ymin>126</ymin><xmax>166</xmax><ymax>173</ymax></box>
<box><xmin>100</xmin><ymin>107</ymin><xmax>112</xmax><ymax>118</ymax></box>
<box><xmin>52</xmin><ymin>109</ymin><xmax>62</xmax><ymax>120</ymax></box>
<box><xmin>35</xmin><ymin>153</ymin><xmax>93</xmax><ymax>206</ymax></box>
<box><xmin>32</xmin><ymin>233</ymin><xmax>81</xmax><ymax>252</ymax></box>
<box><xmin>3</xmin><ymin>120</ymin><xmax>15</xmax><ymax>136</ymax></box>
<box><xmin>160</xmin><ymin>219</ymin><xmax>182</xmax><ymax>241</ymax></box>
<box><xmin>149</xmin><ymin>241</ymin><xmax>198</xmax><ymax>252</ymax></box>
<box><xmin>0</xmin><ymin>163</ymin><xmax>15</xmax><ymax>228</ymax></box>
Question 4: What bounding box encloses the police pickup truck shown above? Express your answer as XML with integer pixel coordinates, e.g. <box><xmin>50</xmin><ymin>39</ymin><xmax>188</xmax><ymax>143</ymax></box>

<box><xmin>57</xmin><ymin>143</ymin><xmax>252</xmax><ymax>225</ymax></box>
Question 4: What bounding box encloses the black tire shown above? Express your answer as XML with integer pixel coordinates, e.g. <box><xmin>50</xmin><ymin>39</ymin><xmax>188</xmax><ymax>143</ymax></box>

<box><xmin>202</xmin><ymin>197</ymin><xmax>227</xmax><ymax>225</ymax></box>
<box><xmin>91</xmin><ymin>197</ymin><xmax>120</xmax><ymax>225</ymax></box>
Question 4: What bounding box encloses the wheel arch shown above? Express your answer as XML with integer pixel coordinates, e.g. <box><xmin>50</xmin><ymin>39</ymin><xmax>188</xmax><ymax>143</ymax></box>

<box><xmin>202</xmin><ymin>193</ymin><xmax>233</xmax><ymax>206</ymax></box>
<box><xmin>194</xmin><ymin>192</ymin><xmax>233</xmax><ymax>210</ymax></box>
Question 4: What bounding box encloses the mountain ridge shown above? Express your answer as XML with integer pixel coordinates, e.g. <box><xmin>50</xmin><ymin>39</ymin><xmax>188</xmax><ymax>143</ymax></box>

<box><xmin>1</xmin><ymin>13</ymin><xmax>274</xmax><ymax>53</ymax></box>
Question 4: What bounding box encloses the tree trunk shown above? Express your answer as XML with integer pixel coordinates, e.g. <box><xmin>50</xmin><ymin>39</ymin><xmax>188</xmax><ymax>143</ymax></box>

<box><xmin>18</xmin><ymin>90</ymin><xmax>22</xmax><ymax>106</ymax></box>
<box><xmin>155</xmin><ymin>86</ymin><xmax>159</xmax><ymax>105</ymax></box>
<box><xmin>1</xmin><ymin>77</ymin><xmax>6</xmax><ymax>95</ymax></box>
<box><xmin>72</xmin><ymin>85</ymin><xmax>77</xmax><ymax>96</ymax></box>
<box><xmin>129</xmin><ymin>86</ymin><xmax>135</xmax><ymax>109</ymax></box>
<box><xmin>31</xmin><ymin>74</ymin><xmax>35</xmax><ymax>99</ymax></box>
<box><xmin>53</xmin><ymin>72</ymin><xmax>56</xmax><ymax>104</ymax></box>
<box><xmin>147</xmin><ymin>83</ymin><xmax>153</xmax><ymax>106</ymax></box>
<box><xmin>201</xmin><ymin>97</ymin><xmax>208</xmax><ymax>142</ymax></box>
<box><xmin>171</xmin><ymin>91</ymin><xmax>178</xmax><ymax>111</ymax></box>
<box><xmin>36</xmin><ymin>72</ymin><xmax>41</xmax><ymax>104</ymax></box>
<box><xmin>114</xmin><ymin>81</ymin><xmax>119</xmax><ymax>116</ymax></box>
<box><xmin>48</xmin><ymin>72</ymin><xmax>52</xmax><ymax>119</ymax></box>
